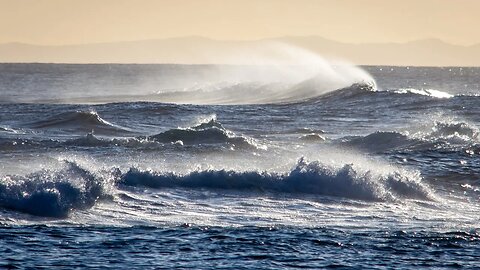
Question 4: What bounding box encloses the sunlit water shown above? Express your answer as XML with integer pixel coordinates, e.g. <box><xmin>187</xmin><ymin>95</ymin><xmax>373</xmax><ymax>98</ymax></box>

<box><xmin>0</xmin><ymin>63</ymin><xmax>479</xmax><ymax>268</ymax></box>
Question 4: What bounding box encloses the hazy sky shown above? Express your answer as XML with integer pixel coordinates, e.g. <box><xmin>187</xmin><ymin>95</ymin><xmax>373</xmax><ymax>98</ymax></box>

<box><xmin>1</xmin><ymin>0</ymin><xmax>479</xmax><ymax>45</ymax></box>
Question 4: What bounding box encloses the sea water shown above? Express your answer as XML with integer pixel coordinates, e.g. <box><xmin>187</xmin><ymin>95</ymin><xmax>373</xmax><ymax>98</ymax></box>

<box><xmin>0</xmin><ymin>63</ymin><xmax>479</xmax><ymax>269</ymax></box>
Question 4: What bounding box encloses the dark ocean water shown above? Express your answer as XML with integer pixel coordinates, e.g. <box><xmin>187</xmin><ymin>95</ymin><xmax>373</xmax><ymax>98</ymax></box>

<box><xmin>0</xmin><ymin>63</ymin><xmax>479</xmax><ymax>269</ymax></box>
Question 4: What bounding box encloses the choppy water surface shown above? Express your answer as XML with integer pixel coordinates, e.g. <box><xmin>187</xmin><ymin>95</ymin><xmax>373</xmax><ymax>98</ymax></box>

<box><xmin>0</xmin><ymin>63</ymin><xmax>479</xmax><ymax>269</ymax></box>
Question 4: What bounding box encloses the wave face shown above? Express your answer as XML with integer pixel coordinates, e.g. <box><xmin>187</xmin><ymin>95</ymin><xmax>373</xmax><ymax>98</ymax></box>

<box><xmin>29</xmin><ymin>110</ymin><xmax>131</xmax><ymax>135</ymax></box>
<box><xmin>0</xmin><ymin>162</ymin><xmax>109</xmax><ymax>218</ymax></box>
<box><xmin>120</xmin><ymin>158</ymin><xmax>433</xmax><ymax>202</ymax></box>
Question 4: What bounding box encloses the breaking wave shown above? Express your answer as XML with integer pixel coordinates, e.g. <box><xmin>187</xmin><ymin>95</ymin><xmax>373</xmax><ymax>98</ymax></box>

<box><xmin>0</xmin><ymin>157</ymin><xmax>436</xmax><ymax>218</ymax></box>
<box><xmin>120</xmin><ymin>158</ymin><xmax>433</xmax><ymax>202</ymax></box>
<box><xmin>0</xmin><ymin>162</ymin><xmax>111</xmax><ymax>218</ymax></box>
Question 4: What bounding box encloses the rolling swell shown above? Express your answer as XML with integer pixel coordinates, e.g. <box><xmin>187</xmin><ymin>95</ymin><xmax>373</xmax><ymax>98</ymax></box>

<box><xmin>0</xmin><ymin>162</ymin><xmax>109</xmax><ymax>218</ymax></box>
<box><xmin>29</xmin><ymin>110</ymin><xmax>132</xmax><ymax>135</ymax></box>
<box><xmin>0</xmin><ymin>119</ymin><xmax>262</xmax><ymax>150</ymax></box>
<box><xmin>343</xmin><ymin>131</ymin><xmax>419</xmax><ymax>152</ymax></box>
<box><xmin>120</xmin><ymin>158</ymin><xmax>433</xmax><ymax>202</ymax></box>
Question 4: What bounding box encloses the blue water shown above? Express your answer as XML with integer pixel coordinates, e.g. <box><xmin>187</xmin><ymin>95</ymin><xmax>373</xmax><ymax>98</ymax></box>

<box><xmin>0</xmin><ymin>63</ymin><xmax>479</xmax><ymax>268</ymax></box>
<box><xmin>1</xmin><ymin>225</ymin><xmax>478</xmax><ymax>269</ymax></box>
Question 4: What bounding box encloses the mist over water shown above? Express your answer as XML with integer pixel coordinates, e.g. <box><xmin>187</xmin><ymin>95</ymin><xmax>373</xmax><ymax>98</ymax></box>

<box><xmin>0</xmin><ymin>43</ymin><xmax>376</xmax><ymax>104</ymax></box>
<box><xmin>151</xmin><ymin>43</ymin><xmax>376</xmax><ymax>104</ymax></box>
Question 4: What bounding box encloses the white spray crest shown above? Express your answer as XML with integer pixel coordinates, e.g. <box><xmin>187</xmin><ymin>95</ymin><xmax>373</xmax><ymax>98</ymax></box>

<box><xmin>155</xmin><ymin>41</ymin><xmax>377</xmax><ymax>104</ymax></box>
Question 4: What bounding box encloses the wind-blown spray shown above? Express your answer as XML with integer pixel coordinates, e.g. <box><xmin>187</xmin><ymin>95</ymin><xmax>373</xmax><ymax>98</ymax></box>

<box><xmin>153</xmin><ymin>42</ymin><xmax>376</xmax><ymax>104</ymax></box>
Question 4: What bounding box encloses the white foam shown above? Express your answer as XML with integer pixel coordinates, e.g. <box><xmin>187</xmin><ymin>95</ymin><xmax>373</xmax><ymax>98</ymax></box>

<box><xmin>394</xmin><ymin>88</ymin><xmax>453</xmax><ymax>99</ymax></box>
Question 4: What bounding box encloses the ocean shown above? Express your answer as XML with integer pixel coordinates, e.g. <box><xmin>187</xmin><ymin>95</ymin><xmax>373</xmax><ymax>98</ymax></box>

<box><xmin>0</xmin><ymin>63</ymin><xmax>479</xmax><ymax>269</ymax></box>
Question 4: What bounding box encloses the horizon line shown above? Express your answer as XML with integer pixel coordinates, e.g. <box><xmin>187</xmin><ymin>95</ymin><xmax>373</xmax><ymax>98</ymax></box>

<box><xmin>1</xmin><ymin>35</ymin><xmax>477</xmax><ymax>48</ymax></box>
<box><xmin>0</xmin><ymin>62</ymin><xmax>478</xmax><ymax>68</ymax></box>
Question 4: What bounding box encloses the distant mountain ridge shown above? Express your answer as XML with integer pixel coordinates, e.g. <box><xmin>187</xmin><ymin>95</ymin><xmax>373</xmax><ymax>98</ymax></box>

<box><xmin>1</xmin><ymin>36</ymin><xmax>479</xmax><ymax>66</ymax></box>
